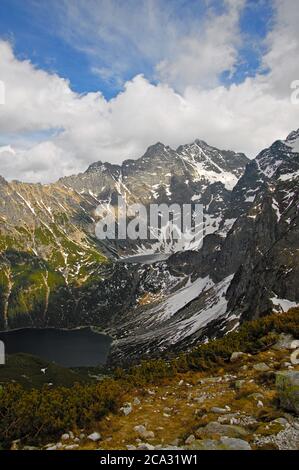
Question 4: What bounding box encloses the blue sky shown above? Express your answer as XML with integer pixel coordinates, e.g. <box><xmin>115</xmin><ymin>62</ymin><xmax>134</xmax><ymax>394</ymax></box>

<box><xmin>0</xmin><ymin>0</ymin><xmax>274</xmax><ymax>98</ymax></box>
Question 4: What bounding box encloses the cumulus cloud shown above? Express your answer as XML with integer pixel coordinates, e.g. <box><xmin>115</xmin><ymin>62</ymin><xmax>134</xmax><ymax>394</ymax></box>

<box><xmin>0</xmin><ymin>0</ymin><xmax>299</xmax><ymax>183</ymax></box>
<box><xmin>45</xmin><ymin>0</ymin><xmax>246</xmax><ymax>91</ymax></box>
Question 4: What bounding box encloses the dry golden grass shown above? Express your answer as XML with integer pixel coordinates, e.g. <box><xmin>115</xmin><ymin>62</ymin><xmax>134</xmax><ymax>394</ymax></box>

<box><xmin>76</xmin><ymin>347</ymin><xmax>298</xmax><ymax>450</ymax></box>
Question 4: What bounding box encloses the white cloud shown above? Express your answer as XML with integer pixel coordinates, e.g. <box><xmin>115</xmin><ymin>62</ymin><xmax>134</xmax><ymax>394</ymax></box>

<box><xmin>156</xmin><ymin>0</ymin><xmax>245</xmax><ymax>90</ymax></box>
<box><xmin>262</xmin><ymin>0</ymin><xmax>299</xmax><ymax>97</ymax></box>
<box><xmin>0</xmin><ymin>0</ymin><xmax>299</xmax><ymax>183</ymax></box>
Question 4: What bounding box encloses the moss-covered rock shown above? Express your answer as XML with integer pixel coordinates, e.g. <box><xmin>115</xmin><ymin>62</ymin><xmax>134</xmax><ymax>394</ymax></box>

<box><xmin>276</xmin><ymin>371</ymin><xmax>299</xmax><ymax>415</ymax></box>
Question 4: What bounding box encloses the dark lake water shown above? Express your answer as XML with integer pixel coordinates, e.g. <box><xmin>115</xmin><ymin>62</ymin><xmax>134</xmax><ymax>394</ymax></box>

<box><xmin>0</xmin><ymin>327</ymin><xmax>112</xmax><ymax>367</ymax></box>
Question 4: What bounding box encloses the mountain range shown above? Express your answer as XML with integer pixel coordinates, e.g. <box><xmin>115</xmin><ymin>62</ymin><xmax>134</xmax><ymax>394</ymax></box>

<box><xmin>0</xmin><ymin>131</ymin><xmax>298</xmax><ymax>365</ymax></box>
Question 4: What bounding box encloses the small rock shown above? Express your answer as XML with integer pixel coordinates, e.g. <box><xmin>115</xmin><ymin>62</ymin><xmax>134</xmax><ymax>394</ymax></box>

<box><xmin>210</xmin><ymin>406</ymin><xmax>230</xmax><ymax>414</ymax></box>
<box><xmin>10</xmin><ymin>439</ymin><xmax>21</xmax><ymax>451</ymax></box>
<box><xmin>230</xmin><ymin>352</ymin><xmax>248</xmax><ymax>363</ymax></box>
<box><xmin>253</xmin><ymin>363</ymin><xmax>270</xmax><ymax>372</ymax></box>
<box><xmin>120</xmin><ymin>403</ymin><xmax>133</xmax><ymax>416</ymax></box>
<box><xmin>185</xmin><ymin>434</ymin><xmax>195</xmax><ymax>445</ymax></box>
<box><xmin>133</xmin><ymin>397</ymin><xmax>141</xmax><ymax>405</ymax></box>
<box><xmin>248</xmin><ymin>392</ymin><xmax>264</xmax><ymax>401</ymax></box>
<box><xmin>178</xmin><ymin>380</ymin><xmax>184</xmax><ymax>386</ymax></box>
<box><xmin>79</xmin><ymin>433</ymin><xmax>86</xmax><ymax>440</ymax></box>
<box><xmin>69</xmin><ymin>431</ymin><xmax>74</xmax><ymax>439</ymax></box>
<box><xmin>163</xmin><ymin>407</ymin><xmax>172</xmax><ymax>413</ymax></box>
<box><xmin>126</xmin><ymin>445</ymin><xmax>136</xmax><ymax>450</ymax></box>
<box><xmin>138</xmin><ymin>443</ymin><xmax>155</xmax><ymax>450</ymax></box>
<box><xmin>46</xmin><ymin>445</ymin><xmax>58</xmax><ymax>451</ymax></box>
<box><xmin>87</xmin><ymin>432</ymin><xmax>101</xmax><ymax>442</ymax></box>
<box><xmin>257</xmin><ymin>400</ymin><xmax>264</xmax><ymax>408</ymax></box>
<box><xmin>134</xmin><ymin>425</ymin><xmax>154</xmax><ymax>439</ymax></box>
<box><xmin>65</xmin><ymin>444</ymin><xmax>79</xmax><ymax>450</ymax></box>
<box><xmin>74</xmin><ymin>438</ymin><xmax>80</xmax><ymax>443</ymax></box>
<box><xmin>61</xmin><ymin>433</ymin><xmax>70</xmax><ymax>441</ymax></box>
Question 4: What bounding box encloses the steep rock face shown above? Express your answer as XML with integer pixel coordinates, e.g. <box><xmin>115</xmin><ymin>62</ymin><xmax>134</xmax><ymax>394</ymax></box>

<box><xmin>0</xmin><ymin>138</ymin><xmax>248</xmax><ymax>329</ymax></box>
<box><xmin>220</xmin><ymin>133</ymin><xmax>299</xmax><ymax>319</ymax></box>
<box><xmin>58</xmin><ymin>140</ymin><xmax>249</xmax><ymax>254</ymax></box>
<box><xmin>107</xmin><ymin>130</ymin><xmax>299</xmax><ymax>363</ymax></box>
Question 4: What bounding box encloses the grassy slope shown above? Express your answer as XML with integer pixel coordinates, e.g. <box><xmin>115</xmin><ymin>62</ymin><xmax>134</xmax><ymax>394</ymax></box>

<box><xmin>0</xmin><ymin>307</ymin><xmax>298</xmax><ymax>449</ymax></box>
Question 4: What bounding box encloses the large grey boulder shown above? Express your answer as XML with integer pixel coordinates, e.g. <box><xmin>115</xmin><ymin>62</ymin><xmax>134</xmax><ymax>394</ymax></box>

<box><xmin>189</xmin><ymin>438</ymin><xmax>251</xmax><ymax>450</ymax></box>
<box><xmin>276</xmin><ymin>371</ymin><xmax>299</xmax><ymax>415</ymax></box>
<box><xmin>253</xmin><ymin>362</ymin><xmax>270</xmax><ymax>372</ymax></box>
<box><xmin>196</xmin><ymin>421</ymin><xmax>249</xmax><ymax>439</ymax></box>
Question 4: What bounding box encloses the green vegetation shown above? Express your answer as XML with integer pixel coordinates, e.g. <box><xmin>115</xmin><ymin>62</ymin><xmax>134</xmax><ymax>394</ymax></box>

<box><xmin>0</xmin><ymin>307</ymin><xmax>298</xmax><ymax>448</ymax></box>
<box><xmin>0</xmin><ymin>379</ymin><xmax>123</xmax><ymax>446</ymax></box>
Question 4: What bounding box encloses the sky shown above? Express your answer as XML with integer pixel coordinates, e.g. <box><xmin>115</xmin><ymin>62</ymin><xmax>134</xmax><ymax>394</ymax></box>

<box><xmin>0</xmin><ymin>0</ymin><xmax>299</xmax><ymax>183</ymax></box>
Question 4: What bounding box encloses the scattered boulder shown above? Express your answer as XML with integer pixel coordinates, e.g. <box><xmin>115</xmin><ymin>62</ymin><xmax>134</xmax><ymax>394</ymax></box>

<box><xmin>120</xmin><ymin>403</ymin><xmax>133</xmax><ymax>416</ymax></box>
<box><xmin>87</xmin><ymin>432</ymin><xmax>101</xmax><ymax>442</ymax></box>
<box><xmin>253</xmin><ymin>363</ymin><xmax>270</xmax><ymax>372</ymax></box>
<box><xmin>290</xmin><ymin>349</ymin><xmax>299</xmax><ymax>365</ymax></box>
<box><xmin>230</xmin><ymin>352</ymin><xmax>248</xmax><ymax>363</ymax></box>
<box><xmin>210</xmin><ymin>406</ymin><xmax>231</xmax><ymax>414</ymax></box>
<box><xmin>134</xmin><ymin>425</ymin><xmax>155</xmax><ymax>440</ymax></box>
<box><xmin>65</xmin><ymin>444</ymin><xmax>79</xmax><ymax>450</ymax></box>
<box><xmin>249</xmin><ymin>392</ymin><xmax>264</xmax><ymax>401</ymax></box>
<box><xmin>189</xmin><ymin>437</ymin><xmax>251</xmax><ymax>450</ymax></box>
<box><xmin>276</xmin><ymin>371</ymin><xmax>299</xmax><ymax>415</ymax></box>
<box><xmin>10</xmin><ymin>440</ymin><xmax>21</xmax><ymax>451</ymax></box>
<box><xmin>219</xmin><ymin>437</ymin><xmax>251</xmax><ymax>450</ymax></box>
<box><xmin>273</xmin><ymin>333</ymin><xmax>299</xmax><ymax>351</ymax></box>
<box><xmin>196</xmin><ymin>421</ymin><xmax>249</xmax><ymax>439</ymax></box>
<box><xmin>185</xmin><ymin>434</ymin><xmax>195</xmax><ymax>445</ymax></box>
<box><xmin>138</xmin><ymin>443</ymin><xmax>155</xmax><ymax>450</ymax></box>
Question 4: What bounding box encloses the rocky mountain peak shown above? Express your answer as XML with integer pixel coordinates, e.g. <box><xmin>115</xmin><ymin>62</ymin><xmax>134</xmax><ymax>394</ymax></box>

<box><xmin>286</xmin><ymin>128</ymin><xmax>299</xmax><ymax>143</ymax></box>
